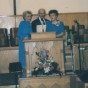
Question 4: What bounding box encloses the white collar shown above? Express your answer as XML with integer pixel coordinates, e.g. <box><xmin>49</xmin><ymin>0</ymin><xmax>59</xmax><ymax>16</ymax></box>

<box><xmin>39</xmin><ymin>17</ymin><xmax>46</xmax><ymax>25</ymax></box>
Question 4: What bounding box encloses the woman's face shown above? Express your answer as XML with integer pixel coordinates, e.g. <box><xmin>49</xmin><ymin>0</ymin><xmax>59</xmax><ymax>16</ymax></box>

<box><xmin>49</xmin><ymin>13</ymin><xmax>58</xmax><ymax>21</ymax></box>
<box><xmin>25</xmin><ymin>13</ymin><xmax>32</xmax><ymax>22</ymax></box>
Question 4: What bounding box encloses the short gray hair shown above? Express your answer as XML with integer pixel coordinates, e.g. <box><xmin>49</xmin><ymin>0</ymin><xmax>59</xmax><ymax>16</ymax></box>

<box><xmin>23</xmin><ymin>11</ymin><xmax>32</xmax><ymax>19</ymax></box>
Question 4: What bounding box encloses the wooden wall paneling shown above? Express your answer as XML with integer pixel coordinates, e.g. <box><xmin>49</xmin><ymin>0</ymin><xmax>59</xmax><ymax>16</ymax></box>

<box><xmin>80</xmin><ymin>49</ymin><xmax>86</xmax><ymax>69</ymax></box>
<box><xmin>68</xmin><ymin>14</ymin><xmax>75</xmax><ymax>28</ymax></box>
<box><xmin>73</xmin><ymin>46</ymin><xmax>80</xmax><ymax>70</ymax></box>
<box><xmin>45</xmin><ymin>15</ymin><xmax>50</xmax><ymax>20</ymax></box>
<box><xmin>84</xmin><ymin>13</ymin><xmax>88</xmax><ymax>29</ymax></box>
<box><xmin>59</xmin><ymin>14</ymin><xmax>68</xmax><ymax>27</ymax></box>
<box><xmin>65</xmin><ymin>14</ymin><xmax>72</xmax><ymax>27</ymax></box>
<box><xmin>73</xmin><ymin>45</ymin><xmax>88</xmax><ymax>71</ymax></box>
<box><xmin>15</xmin><ymin>15</ymin><xmax>39</xmax><ymax>27</ymax></box>
<box><xmin>19</xmin><ymin>76</ymin><xmax>70</xmax><ymax>88</ymax></box>
<box><xmin>83</xmin><ymin>49</ymin><xmax>88</xmax><ymax>69</ymax></box>
<box><xmin>16</xmin><ymin>16</ymin><xmax>23</xmax><ymax>28</ymax></box>
<box><xmin>87</xmin><ymin>14</ymin><xmax>88</xmax><ymax>29</ymax></box>
<box><xmin>16</xmin><ymin>15</ymin><xmax>39</xmax><ymax>28</ymax></box>
<box><xmin>73</xmin><ymin>46</ymin><xmax>85</xmax><ymax>70</ymax></box>
<box><xmin>76</xmin><ymin>13</ymin><xmax>88</xmax><ymax>29</ymax></box>
<box><xmin>59</xmin><ymin>13</ymin><xmax>88</xmax><ymax>29</ymax></box>
<box><xmin>31</xmin><ymin>15</ymin><xmax>38</xmax><ymax>22</ymax></box>
<box><xmin>0</xmin><ymin>48</ymin><xmax>18</xmax><ymax>73</ymax></box>
<box><xmin>0</xmin><ymin>12</ymin><xmax>88</xmax><ymax>33</ymax></box>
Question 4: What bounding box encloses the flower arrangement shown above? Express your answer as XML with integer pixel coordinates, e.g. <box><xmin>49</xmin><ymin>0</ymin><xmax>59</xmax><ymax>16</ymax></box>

<box><xmin>32</xmin><ymin>48</ymin><xmax>62</xmax><ymax>77</ymax></box>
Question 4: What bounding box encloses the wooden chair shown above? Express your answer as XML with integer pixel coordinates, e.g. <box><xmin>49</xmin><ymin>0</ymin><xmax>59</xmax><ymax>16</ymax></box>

<box><xmin>10</xmin><ymin>28</ymin><xmax>19</xmax><ymax>46</ymax></box>
<box><xmin>0</xmin><ymin>28</ymin><xmax>9</xmax><ymax>47</ymax></box>
<box><xmin>9</xmin><ymin>62</ymin><xmax>22</xmax><ymax>88</ymax></box>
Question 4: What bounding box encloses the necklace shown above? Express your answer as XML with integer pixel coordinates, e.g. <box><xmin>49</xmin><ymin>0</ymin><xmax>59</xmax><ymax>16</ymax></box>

<box><xmin>52</xmin><ymin>20</ymin><xmax>60</xmax><ymax>26</ymax></box>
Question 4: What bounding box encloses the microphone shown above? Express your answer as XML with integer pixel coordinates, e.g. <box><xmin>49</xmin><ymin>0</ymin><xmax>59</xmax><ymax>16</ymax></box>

<box><xmin>41</xmin><ymin>23</ymin><xmax>44</xmax><ymax>32</ymax></box>
<box><xmin>41</xmin><ymin>18</ymin><xmax>44</xmax><ymax>32</ymax></box>
<box><xmin>74</xmin><ymin>20</ymin><xmax>79</xmax><ymax>24</ymax></box>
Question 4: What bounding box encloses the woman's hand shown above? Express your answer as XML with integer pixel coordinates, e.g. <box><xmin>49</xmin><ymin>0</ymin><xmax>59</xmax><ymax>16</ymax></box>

<box><xmin>56</xmin><ymin>32</ymin><xmax>65</xmax><ymax>38</ymax></box>
<box><xmin>24</xmin><ymin>37</ymin><xmax>28</xmax><ymax>40</ymax></box>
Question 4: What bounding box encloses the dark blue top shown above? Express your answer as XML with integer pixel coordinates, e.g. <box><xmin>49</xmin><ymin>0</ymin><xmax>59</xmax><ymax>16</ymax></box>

<box><xmin>46</xmin><ymin>21</ymin><xmax>64</xmax><ymax>36</ymax></box>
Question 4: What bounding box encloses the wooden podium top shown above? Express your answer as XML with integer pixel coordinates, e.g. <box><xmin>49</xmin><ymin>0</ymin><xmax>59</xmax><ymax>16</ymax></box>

<box><xmin>31</xmin><ymin>32</ymin><xmax>56</xmax><ymax>39</ymax></box>
<box><xmin>23</xmin><ymin>32</ymin><xmax>66</xmax><ymax>42</ymax></box>
<box><xmin>23</xmin><ymin>37</ymin><xmax>65</xmax><ymax>42</ymax></box>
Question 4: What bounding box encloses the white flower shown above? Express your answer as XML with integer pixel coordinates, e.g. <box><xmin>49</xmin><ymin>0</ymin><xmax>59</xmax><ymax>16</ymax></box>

<box><xmin>44</xmin><ymin>67</ymin><xmax>50</xmax><ymax>73</ymax></box>
<box><xmin>35</xmin><ymin>62</ymin><xmax>39</xmax><ymax>67</ymax></box>
<box><xmin>55</xmin><ymin>21</ymin><xmax>60</xmax><ymax>26</ymax></box>
<box><xmin>48</xmin><ymin>63</ymin><xmax>51</xmax><ymax>65</ymax></box>
<box><xmin>35</xmin><ymin>68</ymin><xmax>38</xmax><ymax>71</ymax></box>
<box><xmin>51</xmin><ymin>60</ymin><xmax>54</xmax><ymax>62</ymax></box>
<box><xmin>39</xmin><ymin>62</ymin><xmax>42</xmax><ymax>64</ymax></box>
<box><xmin>46</xmin><ymin>59</ymin><xmax>50</xmax><ymax>62</ymax></box>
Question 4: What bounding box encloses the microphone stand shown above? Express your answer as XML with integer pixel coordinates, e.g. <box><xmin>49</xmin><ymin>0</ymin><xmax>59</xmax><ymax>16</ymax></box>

<box><xmin>70</xmin><ymin>38</ymin><xmax>74</xmax><ymax>74</ymax></box>
<box><xmin>41</xmin><ymin>18</ymin><xmax>45</xmax><ymax>32</ymax></box>
<box><xmin>42</xmin><ymin>23</ymin><xmax>44</xmax><ymax>32</ymax></box>
<box><xmin>75</xmin><ymin>22</ymin><xmax>82</xmax><ymax>73</ymax></box>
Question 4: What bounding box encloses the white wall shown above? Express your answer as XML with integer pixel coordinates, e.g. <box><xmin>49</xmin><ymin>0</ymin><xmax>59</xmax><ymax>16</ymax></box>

<box><xmin>0</xmin><ymin>0</ymin><xmax>13</xmax><ymax>15</ymax></box>
<box><xmin>0</xmin><ymin>0</ymin><xmax>88</xmax><ymax>15</ymax></box>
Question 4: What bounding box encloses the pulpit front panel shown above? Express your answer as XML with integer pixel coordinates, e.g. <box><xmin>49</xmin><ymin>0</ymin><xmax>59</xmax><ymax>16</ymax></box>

<box><xmin>25</xmin><ymin>40</ymin><xmax>64</xmax><ymax>76</ymax></box>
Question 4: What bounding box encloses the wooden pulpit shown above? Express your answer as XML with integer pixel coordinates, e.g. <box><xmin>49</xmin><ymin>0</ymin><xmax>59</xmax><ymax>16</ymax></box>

<box><xmin>23</xmin><ymin>32</ymin><xmax>65</xmax><ymax>77</ymax></box>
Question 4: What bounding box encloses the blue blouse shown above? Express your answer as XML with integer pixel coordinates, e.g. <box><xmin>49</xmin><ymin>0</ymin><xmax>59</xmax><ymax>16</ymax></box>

<box><xmin>46</xmin><ymin>21</ymin><xmax>64</xmax><ymax>36</ymax></box>
<box><xmin>18</xmin><ymin>20</ymin><xmax>32</xmax><ymax>40</ymax></box>
<box><xmin>17</xmin><ymin>20</ymin><xmax>32</xmax><ymax>69</ymax></box>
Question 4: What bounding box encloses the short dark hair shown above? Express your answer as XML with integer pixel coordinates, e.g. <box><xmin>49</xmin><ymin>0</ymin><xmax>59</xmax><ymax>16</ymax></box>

<box><xmin>48</xmin><ymin>10</ymin><xmax>59</xmax><ymax>16</ymax></box>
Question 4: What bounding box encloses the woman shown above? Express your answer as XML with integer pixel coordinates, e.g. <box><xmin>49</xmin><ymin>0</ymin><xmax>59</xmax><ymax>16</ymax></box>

<box><xmin>17</xmin><ymin>11</ymin><xmax>32</xmax><ymax>71</ymax></box>
<box><xmin>46</xmin><ymin>10</ymin><xmax>64</xmax><ymax>37</ymax></box>
<box><xmin>46</xmin><ymin>10</ymin><xmax>66</xmax><ymax>62</ymax></box>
